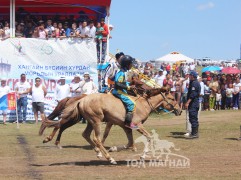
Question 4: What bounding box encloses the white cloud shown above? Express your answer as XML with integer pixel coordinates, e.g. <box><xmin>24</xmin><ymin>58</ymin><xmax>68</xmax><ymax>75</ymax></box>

<box><xmin>197</xmin><ymin>2</ymin><xmax>215</xmax><ymax>11</ymax></box>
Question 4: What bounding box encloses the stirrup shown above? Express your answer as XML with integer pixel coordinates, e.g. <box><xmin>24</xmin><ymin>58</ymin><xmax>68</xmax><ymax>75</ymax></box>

<box><xmin>125</xmin><ymin>122</ymin><xmax>139</xmax><ymax>130</ymax></box>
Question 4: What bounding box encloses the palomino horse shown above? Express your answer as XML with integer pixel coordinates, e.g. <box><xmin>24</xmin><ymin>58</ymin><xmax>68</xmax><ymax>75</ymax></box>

<box><xmin>40</xmin><ymin>80</ymin><xmax>161</xmax><ymax>149</ymax></box>
<box><xmin>45</xmin><ymin>88</ymin><xmax>181</xmax><ymax>164</ymax></box>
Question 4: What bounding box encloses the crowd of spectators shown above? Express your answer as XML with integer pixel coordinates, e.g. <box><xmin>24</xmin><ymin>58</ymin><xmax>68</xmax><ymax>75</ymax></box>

<box><xmin>0</xmin><ymin>14</ymin><xmax>112</xmax><ymax>63</ymax></box>
<box><xmin>139</xmin><ymin>62</ymin><xmax>241</xmax><ymax>111</ymax></box>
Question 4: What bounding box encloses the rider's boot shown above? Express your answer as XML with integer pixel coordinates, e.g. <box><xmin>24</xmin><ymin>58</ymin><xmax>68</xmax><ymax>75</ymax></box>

<box><xmin>124</xmin><ymin>112</ymin><xmax>139</xmax><ymax>130</ymax></box>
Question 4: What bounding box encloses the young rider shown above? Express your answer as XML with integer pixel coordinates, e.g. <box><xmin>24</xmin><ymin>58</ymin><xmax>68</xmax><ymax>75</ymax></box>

<box><xmin>112</xmin><ymin>55</ymin><xmax>139</xmax><ymax>130</ymax></box>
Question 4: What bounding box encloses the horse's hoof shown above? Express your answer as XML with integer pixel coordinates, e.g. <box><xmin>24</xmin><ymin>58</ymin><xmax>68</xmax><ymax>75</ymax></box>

<box><xmin>97</xmin><ymin>152</ymin><xmax>103</xmax><ymax>159</ymax></box>
<box><xmin>110</xmin><ymin>158</ymin><xmax>117</xmax><ymax>165</ymax></box>
<box><xmin>56</xmin><ymin>144</ymin><xmax>62</xmax><ymax>149</ymax></box>
<box><xmin>108</xmin><ymin>146</ymin><xmax>117</xmax><ymax>152</ymax></box>
<box><xmin>140</xmin><ymin>156</ymin><xmax>145</xmax><ymax>160</ymax></box>
<box><xmin>43</xmin><ymin>137</ymin><xmax>51</xmax><ymax>143</ymax></box>
<box><xmin>43</xmin><ymin>139</ymin><xmax>49</xmax><ymax>143</ymax></box>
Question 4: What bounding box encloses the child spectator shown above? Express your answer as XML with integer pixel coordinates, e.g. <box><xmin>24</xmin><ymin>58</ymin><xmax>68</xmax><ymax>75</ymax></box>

<box><xmin>226</xmin><ymin>83</ymin><xmax>234</xmax><ymax>109</ymax></box>
<box><xmin>95</xmin><ymin>22</ymin><xmax>103</xmax><ymax>41</ymax></box>
<box><xmin>204</xmin><ymin>80</ymin><xmax>211</xmax><ymax>111</ymax></box>
<box><xmin>215</xmin><ymin>89</ymin><xmax>221</xmax><ymax>110</ymax></box>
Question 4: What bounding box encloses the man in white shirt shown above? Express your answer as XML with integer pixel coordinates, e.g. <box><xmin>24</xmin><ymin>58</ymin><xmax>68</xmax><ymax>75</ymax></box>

<box><xmin>15</xmin><ymin>73</ymin><xmax>31</xmax><ymax>123</ymax></box>
<box><xmin>77</xmin><ymin>20</ymin><xmax>90</xmax><ymax>38</ymax></box>
<box><xmin>155</xmin><ymin>69</ymin><xmax>166</xmax><ymax>87</ymax></box>
<box><xmin>69</xmin><ymin>74</ymin><xmax>82</xmax><ymax>97</ymax></box>
<box><xmin>0</xmin><ymin>77</ymin><xmax>10</xmax><ymax>124</ymax></box>
<box><xmin>79</xmin><ymin>72</ymin><xmax>97</xmax><ymax>95</ymax></box>
<box><xmin>88</xmin><ymin>20</ymin><xmax>96</xmax><ymax>40</ymax></box>
<box><xmin>55</xmin><ymin>76</ymin><xmax>70</xmax><ymax>102</ymax></box>
<box><xmin>189</xmin><ymin>62</ymin><xmax>196</xmax><ymax>71</ymax></box>
<box><xmin>29</xmin><ymin>77</ymin><xmax>47</xmax><ymax>124</ymax></box>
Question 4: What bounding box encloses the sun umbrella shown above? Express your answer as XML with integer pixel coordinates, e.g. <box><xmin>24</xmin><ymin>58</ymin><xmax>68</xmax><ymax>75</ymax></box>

<box><xmin>201</xmin><ymin>66</ymin><xmax>221</xmax><ymax>73</ymax></box>
<box><xmin>222</xmin><ymin>67</ymin><xmax>240</xmax><ymax>74</ymax></box>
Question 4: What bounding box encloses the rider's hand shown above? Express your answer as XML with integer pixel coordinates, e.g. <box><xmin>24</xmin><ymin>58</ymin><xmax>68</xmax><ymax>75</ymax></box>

<box><xmin>130</xmin><ymin>85</ymin><xmax>136</xmax><ymax>90</ymax></box>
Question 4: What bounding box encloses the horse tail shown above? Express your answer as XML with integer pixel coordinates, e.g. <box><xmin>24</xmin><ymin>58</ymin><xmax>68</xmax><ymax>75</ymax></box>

<box><xmin>61</xmin><ymin>100</ymin><xmax>82</xmax><ymax>123</ymax></box>
<box><xmin>39</xmin><ymin>95</ymin><xmax>87</xmax><ymax>135</ymax></box>
<box><xmin>39</xmin><ymin>116</ymin><xmax>59</xmax><ymax>135</ymax></box>
<box><xmin>47</xmin><ymin>97</ymin><xmax>71</xmax><ymax>120</ymax></box>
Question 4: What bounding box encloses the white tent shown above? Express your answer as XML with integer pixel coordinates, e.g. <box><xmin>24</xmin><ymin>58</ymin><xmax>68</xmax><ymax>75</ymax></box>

<box><xmin>156</xmin><ymin>52</ymin><xmax>194</xmax><ymax>64</ymax></box>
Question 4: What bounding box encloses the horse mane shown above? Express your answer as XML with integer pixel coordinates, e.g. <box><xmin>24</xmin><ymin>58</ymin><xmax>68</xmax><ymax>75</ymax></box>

<box><xmin>129</xmin><ymin>78</ymin><xmax>168</xmax><ymax>98</ymax></box>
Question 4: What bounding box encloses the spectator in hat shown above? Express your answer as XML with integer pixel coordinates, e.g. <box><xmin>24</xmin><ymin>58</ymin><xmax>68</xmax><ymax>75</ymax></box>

<box><xmin>109</xmin><ymin>24</ymin><xmax>114</xmax><ymax>39</ymax></box>
<box><xmin>185</xmin><ymin>71</ymin><xmax>201</xmax><ymax>139</ymax></box>
<box><xmin>0</xmin><ymin>77</ymin><xmax>11</xmax><ymax>125</ymax></box>
<box><xmin>69</xmin><ymin>74</ymin><xmax>82</xmax><ymax>97</ymax></box>
<box><xmin>79</xmin><ymin>72</ymin><xmax>97</xmax><ymax>95</ymax></box>
<box><xmin>55</xmin><ymin>76</ymin><xmax>70</xmax><ymax>102</ymax></box>
<box><xmin>155</xmin><ymin>69</ymin><xmax>165</xmax><ymax>87</ymax></box>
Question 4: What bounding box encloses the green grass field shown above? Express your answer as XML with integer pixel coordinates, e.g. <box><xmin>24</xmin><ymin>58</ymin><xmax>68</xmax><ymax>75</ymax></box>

<box><xmin>0</xmin><ymin>110</ymin><xmax>241</xmax><ymax>179</ymax></box>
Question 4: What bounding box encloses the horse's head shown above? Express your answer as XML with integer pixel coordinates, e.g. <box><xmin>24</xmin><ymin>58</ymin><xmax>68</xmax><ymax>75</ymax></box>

<box><xmin>159</xmin><ymin>92</ymin><xmax>182</xmax><ymax>116</ymax></box>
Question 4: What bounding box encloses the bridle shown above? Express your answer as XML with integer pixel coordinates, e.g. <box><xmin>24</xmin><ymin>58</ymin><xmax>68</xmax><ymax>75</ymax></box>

<box><xmin>131</xmin><ymin>86</ymin><xmax>178</xmax><ymax>114</ymax></box>
<box><xmin>146</xmin><ymin>91</ymin><xmax>178</xmax><ymax>114</ymax></box>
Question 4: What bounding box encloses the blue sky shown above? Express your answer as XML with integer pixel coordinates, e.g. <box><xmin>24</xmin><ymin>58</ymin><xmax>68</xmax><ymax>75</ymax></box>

<box><xmin>109</xmin><ymin>0</ymin><xmax>241</xmax><ymax>61</ymax></box>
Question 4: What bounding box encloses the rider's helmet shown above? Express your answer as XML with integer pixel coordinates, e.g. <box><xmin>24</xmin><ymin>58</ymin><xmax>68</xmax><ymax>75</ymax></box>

<box><xmin>120</xmin><ymin>55</ymin><xmax>134</xmax><ymax>71</ymax></box>
<box><xmin>115</xmin><ymin>52</ymin><xmax>124</xmax><ymax>60</ymax></box>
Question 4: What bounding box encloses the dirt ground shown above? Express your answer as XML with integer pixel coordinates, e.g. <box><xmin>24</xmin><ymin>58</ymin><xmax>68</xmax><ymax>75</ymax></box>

<box><xmin>0</xmin><ymin>110</ymin><xmax>241</xmax><ymax>180</ymax></box>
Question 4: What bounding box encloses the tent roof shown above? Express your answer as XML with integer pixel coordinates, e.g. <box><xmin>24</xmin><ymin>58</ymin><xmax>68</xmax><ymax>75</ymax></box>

<box><xmin>0</xmin><ymin>0</ymin><xmax>111</xmax><ymax>19</ymax></box>
<box><xmin>0</xmin><ymin>0</ymin><xmax>111</xmax><ymax>7</ymax></box>
<box><xmin>156</xmin><ymin>52</ymin><xmax>194</xmax><ymax>63</ymax></box>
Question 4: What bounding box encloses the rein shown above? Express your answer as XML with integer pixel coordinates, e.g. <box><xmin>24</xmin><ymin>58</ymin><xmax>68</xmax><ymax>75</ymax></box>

<box><xmin>145</xmin><ymin>98</ymin><xmax>160</xmax><ymax>114</ymax></box>
<box><xmin>159</xmin><ymin>92</ymin><xmax>177</xmax><ymax>111</ymax></box>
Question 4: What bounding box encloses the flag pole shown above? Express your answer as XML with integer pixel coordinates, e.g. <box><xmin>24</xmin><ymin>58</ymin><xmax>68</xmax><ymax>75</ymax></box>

<box><xmin>15</xmin><ymin>92</ymin><xmax>19</xmax><ymax>129</ymax></box>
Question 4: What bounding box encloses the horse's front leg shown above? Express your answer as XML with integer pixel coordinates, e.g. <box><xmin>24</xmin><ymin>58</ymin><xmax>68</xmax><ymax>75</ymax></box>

<box><xmin>82</xmin><ymin>122</ymin><xmax>102</xmax><ymax>159</ymax></box>
<box><xmin>92</xmin><ymin>122</ymin><xmax>117</xmax><ymax>165</ymax></box>
<box><xmin>136</xmin><ymin>124</ymin><xmax>153</xmax><ymax>159</ymax></box>
<box><xmin>109</xmin><ymin>126</ymin><xmax>136</xmax><ymax>152</ymax></box>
